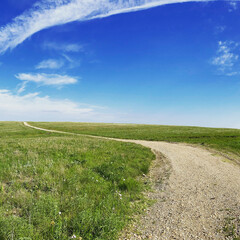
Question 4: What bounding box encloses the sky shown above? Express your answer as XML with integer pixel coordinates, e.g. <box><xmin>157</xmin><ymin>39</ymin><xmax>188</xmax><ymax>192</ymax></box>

<box><xmin>0</xmin><ymin>0</ymin><xmax>240</xmax><ymax>128</ymax></box>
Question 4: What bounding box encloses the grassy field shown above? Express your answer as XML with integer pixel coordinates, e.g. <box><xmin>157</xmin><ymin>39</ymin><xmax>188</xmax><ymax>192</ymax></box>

<box><xmin>0</xmin><ymin>122</ymin><xmax>155</xmax><ymax>240</ymax></box>
<box><xmin>5</xmin><ymin>121</ymin><xmax>240</xmax><ymax>239</ymax></box>
<box><xmin>30</xmin><ymin>122</ymin><xmax>240</xmax><ymax>158</ymax></box>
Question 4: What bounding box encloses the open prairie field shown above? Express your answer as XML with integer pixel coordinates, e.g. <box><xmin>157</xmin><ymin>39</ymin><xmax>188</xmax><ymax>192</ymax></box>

<box><xmin>27</xmin><ymin>122</ymin><xmax>240</xmax><ymax>239</ymax></box>
<box><xmin>0</xmin><ymin>122</ymin><xmax>154</xmax><ymax>240</ymax></box>
<box><xmin>2</xmin><ymin>121</ymin><xmax>240</xmax><ymax>240</ymax></box>
<box><xmin>30</xmin><ymin>122</ymin><xmax>240</xmax><ymax>159</ymax></box>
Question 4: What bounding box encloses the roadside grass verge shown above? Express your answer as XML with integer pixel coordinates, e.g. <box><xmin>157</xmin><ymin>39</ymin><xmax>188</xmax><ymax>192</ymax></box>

<box><xmin>0</xmin><ymin>122</ymin><xmax>155</xmax><ymax>239</ymax></box>
<box><xmin>30</xmin><ymin>122</ymin><xmax>240</xmax><ymax>158</ymax></box>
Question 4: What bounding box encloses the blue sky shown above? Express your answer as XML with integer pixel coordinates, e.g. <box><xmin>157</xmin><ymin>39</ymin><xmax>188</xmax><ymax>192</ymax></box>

<box><xmin>0</xmin><ymin>0</ymin><xmax>240</xmax><ymax>127</ymax></box>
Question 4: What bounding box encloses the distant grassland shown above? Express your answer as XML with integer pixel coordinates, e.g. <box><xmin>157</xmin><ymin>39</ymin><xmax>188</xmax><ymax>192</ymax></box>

<box><xmin>0</xmin><ymin>122</ymin><xmax>155</xmax><ymax>240</ymax></box>
<box><xmin>31</xmin><ymin>122</ymin><xmax>240</xmax><ymax>158</ymax></box>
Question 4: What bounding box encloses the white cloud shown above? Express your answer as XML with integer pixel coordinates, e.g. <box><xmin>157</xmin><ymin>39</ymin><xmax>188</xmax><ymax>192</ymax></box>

<box><xmin>211</xmin><ymin>40</ymin><xmax>240</xmax><ymax>75</ymax></box>
<box><xmin>0</xmin><ymin>0</ymin><xmax>219</xmax><ymax>54</ymax></box>
<box><xmin>226</xmin><ymin>71</ymin><xmax>239</xmax><ymax>76</ymax></box>
<box><xmin>228</xmin><ymin>1</ymin><xmax>239</xmax><ymax>11</ymax></box>
<box><xmin>0</xmin><ymin>89</ymin><xmax>9</xmax><ymax>94</ymax></box>
<box><xmin>15</xmin><ymin>73</ymin><xmax>78</xmax><ymax>86</ymax></box>
<box><xmin>36</xmin><ymin>59</ymin><xmax>64</xmax><ymax>69</ymax></box>
<box><xmin>62</xmin><ymin>53</ymin><xmax>82</xmax><ymax>68</ymax></box>
<box><xmin>17</xmin><ymin>81</ymin><xmax>28</xmax><ymax>94</ymax></box>
<box><xmin>43</xmin><ymin>42</ymin><xmax>84</xmax><ymax>52</ymax></box>
<box><xmin>0</xmin><ymin>89</ymin><xmax>98</xmax><ymax>121</ymax></box>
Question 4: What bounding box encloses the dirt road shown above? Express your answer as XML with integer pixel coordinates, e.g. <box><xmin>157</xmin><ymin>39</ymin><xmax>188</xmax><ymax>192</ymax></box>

<box><xmin>24</xmin><ymin>122</ymin><xmax>240</xmax><ymax>239</ymax></box>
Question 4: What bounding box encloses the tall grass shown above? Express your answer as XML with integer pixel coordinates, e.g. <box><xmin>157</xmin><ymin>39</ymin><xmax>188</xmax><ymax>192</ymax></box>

<box><xmin>0</xmin><ymin>122</ymin><xmax>155</xmax><ymax>239</ymax></box>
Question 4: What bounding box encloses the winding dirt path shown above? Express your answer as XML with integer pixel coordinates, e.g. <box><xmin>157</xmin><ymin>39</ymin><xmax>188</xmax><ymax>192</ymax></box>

<box><xmin>23</xmin><ymin>122</ymin><xmax>240</xmax><ymax>239</ymax></box>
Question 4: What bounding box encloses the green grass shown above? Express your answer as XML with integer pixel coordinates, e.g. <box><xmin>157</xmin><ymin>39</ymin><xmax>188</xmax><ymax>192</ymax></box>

<box><xmin>30</xmin><ymin>122</ymin><xmax>240</xmax><ymax>158</ymax></box>
<box><xmin>0</xmin><ymin>122</ymin><xmax>155</xmax><ymax>240</ymax></box>
<box><xmin>27</xmin><ymin>122</ymin><xmax>240</xmax><ymax>238</ymax></box>
<box><xmin>223</xmin><ymin>214</ymin><xmax>240</xmax><ymax>240</ymax></box>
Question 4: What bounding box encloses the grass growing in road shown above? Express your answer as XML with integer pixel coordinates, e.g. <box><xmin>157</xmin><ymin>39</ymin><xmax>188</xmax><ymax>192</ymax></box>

<box><xmin>31</xmin><ymin>122</ymin><xmax>240</xmax><ymax>158</ymax></box>
<box><xmin>0</xmin><ymin>122</ymin><xmax>155</xmax><ymax>240</ymax></box>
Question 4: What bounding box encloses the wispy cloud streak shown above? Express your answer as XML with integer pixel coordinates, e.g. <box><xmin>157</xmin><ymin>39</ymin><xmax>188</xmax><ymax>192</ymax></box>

<box><xmin>36</xmin><ymin>59</ymin><xmax>64</xmax><ymax>69</ymax></box>
<box><xmin>16</xmin><ymin>73</ymin><xmax>78</xmax><ymax>86</ymax></box>
<box><xmin>0</xmin><ymin>0</ymin><xmax>218</xmax><ymax>53</ymax></box>
<box><xmin>43</xmin><ymin>42</ymin><xmax>84</xmax><ymax>52</ymax></box>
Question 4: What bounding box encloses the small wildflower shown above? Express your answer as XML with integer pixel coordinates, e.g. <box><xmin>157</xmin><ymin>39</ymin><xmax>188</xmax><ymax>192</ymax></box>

<box><xmin>96</xmin><ymin>180</ymin><xmax>98</xmax><ymax>182</ymax></box>
<box><xmin>116</xmin><ymin>190</ymin><xmax>123</xmax><ymax>200</ymax></box>
<box><xmin>51</xmin><ymin>220</ymin><xmax>55</xmax><ymax>225</ymax></box>
<box><xmin>59</xmin><ymin>211</ymin><xmax>61</xmax><ymax>215</ymax></box>
<box><xmin>71</xmin><ymin>235</ymin><xmax>76</xmax><ymax>239</ymax></box>
<box><xmin>123</xmin><ymin>179</ymin><xmax>125</xmax><ymax>181</ymax></box>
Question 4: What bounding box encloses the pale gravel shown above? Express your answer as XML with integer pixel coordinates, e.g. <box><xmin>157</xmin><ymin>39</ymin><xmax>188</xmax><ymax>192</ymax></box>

<box><xmin>122</xmin><ymin>140</ymin><xmax>240</xmax><ymax>240</ymax></box>
<box><xmin>23</xmin><ymin>122</ymin><xmax>240</xmax><ymax>239</ymax></box>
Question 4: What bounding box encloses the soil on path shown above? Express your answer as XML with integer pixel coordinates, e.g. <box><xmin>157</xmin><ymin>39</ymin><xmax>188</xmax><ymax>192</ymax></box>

<box><xmin>24</xmin><ymin>122</ymin><xmax>240</xmax><ymax>239</ymax></box>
